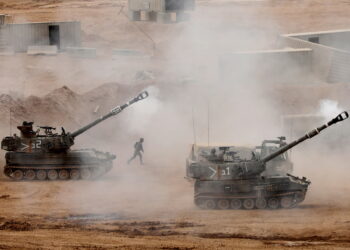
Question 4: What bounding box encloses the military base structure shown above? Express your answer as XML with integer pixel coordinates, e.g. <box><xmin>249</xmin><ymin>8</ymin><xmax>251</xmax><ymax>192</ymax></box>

<box><xmin>128</xmin><ymin>0</ymin><xmax>195</xmax><ymax>23</ymax></box>
<box><xmin>0</xmin><ymin>18</ymin><xmax>81</xmax><ymax>53</ymax></box>
<box><xmin>0</xmin><ymin>14</ymin><xmax>12</xmax><ymax>26</ymax></box>
<box><xmin>0</xmin><ymin>15</ymin><xmax>5</xmax><ymax>26</ymax></box>
<box><xmin>220</xmin><ymin>48</ymin><xmax>313</xmax><ymax>84</ymax></box>
<box><xmin>1</xmin><ymin>10</ymin><xmax>350</xmax><ymax>84</ymax></box>
<box><xmin>220</xmin><ymin>29</ymin><xmax>350</xmax><ymax>85</ymax></box>
<box><xmin>281</xmin><ymin>30</ymin><xmax>350</xmax><ymax>83</ymax></box>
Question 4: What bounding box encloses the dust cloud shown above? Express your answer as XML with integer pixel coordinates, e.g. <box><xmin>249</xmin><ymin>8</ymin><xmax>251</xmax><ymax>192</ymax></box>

<box><xmin>2</xmin><ymin>1</ymin><xmax>350</xmax><ymax>249</ymax></box>
<box><xmin>0</xmin><ymin>0</ymin><xmax>350</xmax><ymax>220</ymax></box>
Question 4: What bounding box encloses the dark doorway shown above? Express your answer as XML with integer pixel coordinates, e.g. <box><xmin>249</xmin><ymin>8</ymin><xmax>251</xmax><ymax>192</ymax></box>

<box><xmin>165</xmin><ymin>0</ymin><xmax>195</xmax><ymax>11</ymax></box>
<box><xmin>308</xmin><ymin>37</ymin><xmax>319</xmax><ymax>44</ymax></box>
<box><xmin>49</xmin><ymin>25</ymin><xmax>60</xmax><ymax>49</ymax></box>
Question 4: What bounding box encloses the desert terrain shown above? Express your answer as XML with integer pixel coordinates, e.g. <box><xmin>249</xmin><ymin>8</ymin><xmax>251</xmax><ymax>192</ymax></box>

<box><xmin>1</xmin><ymin>0</ymin><xmax>350</xmax><ymax>249</ymax></box>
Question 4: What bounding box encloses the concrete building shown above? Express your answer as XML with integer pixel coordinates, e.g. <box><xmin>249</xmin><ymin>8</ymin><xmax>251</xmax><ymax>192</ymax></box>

<box><xmin>281</xmin><ymin>30</ymin><xmax>350</xmax><ymax>83</ymax></box>
<box><xmin>0</xmin><ymin>15</ymin><xmax>5</xmax><ymax>26</ymax></box>
<box><xmin>0</xmin><ymin>21</ymin><xmax>81</xmax><ymax>52</ymax></box>
<box><xmin>128</xmin><ymin>0</ymin><xmax>195</xmax><ymax>23</ymax></box>
<box><xmin>221</xmin><ymin>29</ymin><xmax>350</xmax><ymax>85</ymax></box>
<box><xmin>0</xmin><ymin>14</ymin><xmax>12</xmax><ymax>53</ymax></box>
<box><xmin>220</xmin><ymin>48</ymin><xmax>313</xmax><ymax>84</ymax></box>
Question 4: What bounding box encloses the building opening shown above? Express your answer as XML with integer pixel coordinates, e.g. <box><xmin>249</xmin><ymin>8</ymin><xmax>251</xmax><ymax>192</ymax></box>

<box><xmin>49</xmin><ymin>25</ymin><xmax>60</xmax><ymax>49</ymax></box>
<box><xmin>308</xmin><ymin>37</ymin><xmax>319</xmax><ymax>44</ymax></box>
<box><xmin>165</xmin><ymin>0</ymin><xmax>194</xmax><ymax>11</ymax></box>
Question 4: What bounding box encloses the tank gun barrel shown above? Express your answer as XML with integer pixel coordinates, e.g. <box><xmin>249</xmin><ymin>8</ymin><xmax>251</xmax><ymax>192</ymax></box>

<box><xmin>261</xmin><ymin>111</ymin><xmax>349</xmax><ymax>163</ymax></box>
<box><xmin>70</xmin><ymin>91</ymin><xmax>149</xmax><ymax>138</ymax></box>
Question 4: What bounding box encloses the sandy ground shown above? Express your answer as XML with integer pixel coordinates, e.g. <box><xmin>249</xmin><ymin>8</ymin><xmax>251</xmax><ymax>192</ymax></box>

<box><xmin>1</xmin><ymin>166</ymin><xmax>350</xmax><ymax>250</ymax></box>
<box><xmin>1</xmin><ymin>0</ymin><xmax>350</xmax><ymax>249</ymax></box>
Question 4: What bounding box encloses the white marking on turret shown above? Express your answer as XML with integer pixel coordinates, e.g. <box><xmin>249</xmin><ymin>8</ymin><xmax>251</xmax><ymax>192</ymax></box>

<box><xmin>20</xmin><ymin>143</ymin><xmax>29</xmax><ymax>151</ymax></box>
<box><xmin>208</xmin><ymin>166</ymin><xmax>217</xmax><ymax>179</ymax></box>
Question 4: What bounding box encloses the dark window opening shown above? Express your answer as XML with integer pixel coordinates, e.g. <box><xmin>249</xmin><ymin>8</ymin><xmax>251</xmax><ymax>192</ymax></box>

<box><xmin>308</xmin><ymin>37</ymin><xmax>319</xmax><ymax>44</ymax></box>
<box><xmin>49</xmin><ymin>25</ymin><xmax>60</xmax><ymax>49</ymax></box>
<box><xmin>165</xmin><ymin>0</ymin><xmax>194</xmax><ymax>11</ymax></box>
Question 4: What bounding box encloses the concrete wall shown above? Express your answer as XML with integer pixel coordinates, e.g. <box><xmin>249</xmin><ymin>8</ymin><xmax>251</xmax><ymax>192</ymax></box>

<box><xmin>0</xmin><ymin>26</ymin><xmax>10</xmax><ymax>51</ymax></box>
<box><xmin>292</xmin><ymin>31</ymin><xmax>350</xmax><ymax>52</ymax></box>
<box><xmin>0</xmin><ymin>21</ymin><xmax>81</xmax><ymax>52</ymax></box>
<box><xmin>58</xmin><ymin>22</ymin><xmax>81</xmax><ymax>49</ymax></box>
<box><xmin>220</xmin><ymin>49</ymin><xmax>313</xmax><ymax>84</ymax></box>
<box><xmin>128</xmin><ymin>0</ymin><xmax>195</xmax><ymax>12</ymax></box>
<box><xmin>129</xmin><ymin>0</ymin><xmax>165</xmax><ymax>12</ymax></box>
<box><xmin>282</xmin><ymin>34</ymin><xmax>350</xmax><ymax>83</ymax></box>
<box><xmin>327</xmin><ymin>49</ymin><xmax>350</xmax><ymax>83</ymax></box>
<box><xmin>0</xmin><ymin>15</ymin><xmax>5</xmax><ymax>26</ymax></box>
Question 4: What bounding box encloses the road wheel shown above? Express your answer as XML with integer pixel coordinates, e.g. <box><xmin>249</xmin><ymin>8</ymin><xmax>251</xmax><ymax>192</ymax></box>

<box><xmin>203</xmin><ymin>199</ymin><xmax>216</xmax><ymax>209</ymax></box>
<box><xmin>268</xmin><ymin>198</ymin><xmax>280</xmax><ymax>209</ymax></box>
<box><xmin>36</xmin><ymin>170</ymin><xmax>47</xmax><ymax>180</ymax></box>
<box><xmin>243</xmin><ymin>199</ymin><xmax>255</xmax><ymax>210</ymax></box>
<box><xmin>81</xmin><ymin>169</ymin><xmax>91</xmax><ymax>180</ymax></box>
<box><xmin>281</xmin><ymin>196</ymin><xmax>294</xmax><ymax>208</ymax></box>
<box><xmin>25</xmin><ymin>170</ymin><xmax>36</xmax><ymax>181</ymax></box>
<box><xmin>12</xmin><ymin>170</ymin><xmax>24</xmax><ymax>181</ymax></box>
<box><xmin>70</xmin><ymin>169</ymin><xmax>80</xmax><ymax>180</ymax></box>
<box><xmin>231</xmin><ymin>199</ymin><xmax>242</xmax><ymax>209</ymax></box>
<box><xmin>47</xmin><ymin>170</ymin><xmax>58</xmax><ymax>181</ymax></box>
<box><xmin>59</xmin><ymin>170</ymin><xmax>69</xmax><ymax>180</ymax></box>
<box><xmin>255</xmin><ymin>198</ymin><xmax>267</xmax><ymax>209</ymax></box>
<box><xmin>217</xmin><ymin>199</ymin><xmax>230</xmax><ymax>210</ymax></box>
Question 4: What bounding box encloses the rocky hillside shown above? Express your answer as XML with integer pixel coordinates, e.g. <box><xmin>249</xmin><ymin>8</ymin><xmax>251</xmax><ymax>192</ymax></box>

<box><xmin>0</xmin><ymin>82</ymin><xmax>148</xmax><ymax>135</ymax></box>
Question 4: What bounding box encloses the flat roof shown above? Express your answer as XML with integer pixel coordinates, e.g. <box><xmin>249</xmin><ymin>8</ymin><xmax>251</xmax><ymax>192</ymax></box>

<box><xmin>226</xmin><ymin>48</ymin><xmax>312</xmax><ymax>55</ymax></box>
<box><xmin>194</xmin><ymin>144</ymin><xmax>254</xmax><ymax>148</ymax></box>
<box><xmin>8</xmin><ymin>21</ymin><xmax>80</xmax><ymax>25</ymax></box>
<box><xmin>283</xmin><ymin>29</ymin><xmax>350</xmax><ymax>37</ymax></box>
<box><xmin>282</xmin><ymin>114</ymin><xmax>323</xmax><ymax>118</ymax></box>
<box><xmin>282</xmin><ymin>33</ymin><xmax>350</xmax><ymax>53</ymax></box>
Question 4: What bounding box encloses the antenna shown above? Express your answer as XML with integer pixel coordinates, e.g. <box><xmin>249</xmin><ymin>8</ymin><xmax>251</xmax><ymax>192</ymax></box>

<box><xmin>192</xmin><ymin>107</ymin><xmax>197</xmax><ymax>144</ymax></box>
<box><xmin>207</xmin><ymin>101</ymin><xmax>210</xmax><ymax>146</ymax></box>
<box><xmin>9</xmin><ymin>107</ymin><xmax>12</xmax><ymax>136</ymax></box>
<box><xmin>289</xmin><ymin>118</ymin><xmax>294</xmax><ymax>159</ymax></box>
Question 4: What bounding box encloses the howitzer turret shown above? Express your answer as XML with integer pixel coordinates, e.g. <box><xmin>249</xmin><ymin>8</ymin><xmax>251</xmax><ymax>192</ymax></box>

<box><xmin>186</xmin><ymin>112</ymin><xmax>349</xmax><ymax>210</ymax></box>
<box><xmin>1</xmin><ymin>91</ymin><xmax>149</xmax><ymax>153</ymax></box>
<box><xmin>1</xmin><ymin>91</ymin><xmax>149</xmax><ymax>181</ymax></box>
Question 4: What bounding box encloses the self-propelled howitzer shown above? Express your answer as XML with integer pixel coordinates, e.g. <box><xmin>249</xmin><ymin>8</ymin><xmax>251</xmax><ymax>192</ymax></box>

<box><xmin>186</xmin><ymin>111</ymin><xmax>349</xmax><ymax>209</ymax></box>
<box><xmin>1</xmin><ymin>91</ymin><xmax>149</xmax><ymax>181</ymax></box>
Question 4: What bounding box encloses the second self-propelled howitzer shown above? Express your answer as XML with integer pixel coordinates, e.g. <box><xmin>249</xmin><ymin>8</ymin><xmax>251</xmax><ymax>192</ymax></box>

<box><xmin>1</xmin><ymin>91</ymin><xmax>149</xmax><ymax>181</ymax></box>
<box><xmin>186</xmin><ymin>111</ymin><xmax>349</xmax><ymax>210</ymax></box>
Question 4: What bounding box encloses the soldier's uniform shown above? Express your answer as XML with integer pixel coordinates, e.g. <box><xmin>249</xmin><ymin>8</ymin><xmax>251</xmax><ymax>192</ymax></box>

<box><xmin>128</xmin><ymin>138</ymin><xmax>144</xmax><ymax>164</ymax></box>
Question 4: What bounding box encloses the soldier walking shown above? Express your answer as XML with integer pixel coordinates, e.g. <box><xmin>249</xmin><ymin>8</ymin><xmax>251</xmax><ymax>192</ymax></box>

<box><xmin>128</xmin><ymin>138</ymin><xmax>144</xmax><ymax>165</ymax></box>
